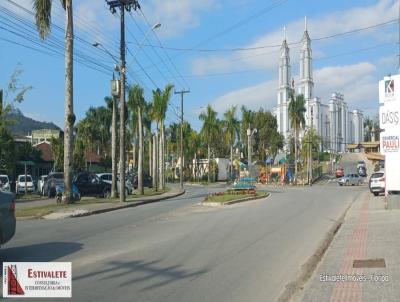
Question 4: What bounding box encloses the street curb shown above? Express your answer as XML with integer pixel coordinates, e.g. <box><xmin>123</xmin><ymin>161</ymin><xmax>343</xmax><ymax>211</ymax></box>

<box><xmin>69</xmin><ymin>189</ymin><xmax>185</xmax><ymax>218</ymax></box>
<box><xmin>201</xmin><ymin>193</ymin><xmax>270</xmax><ymax>207</ymax></box>
<box><xmin>276</xmin><ymin>193</ymin><xmax>359</xmax><ymax>302</ymax></box>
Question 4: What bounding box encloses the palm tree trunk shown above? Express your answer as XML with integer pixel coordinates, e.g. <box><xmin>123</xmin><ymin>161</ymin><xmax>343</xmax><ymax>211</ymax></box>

<box><xmin>152</xmin><ymin>133</ymin><xmax>158</xmax><ymax>191</ymax></box>
<box><xmin>230</xmin><ymin>144</ymin><xmax>233</xmax><ymax>180</ymax></box>
<box><xmin>149</xmin><ymin>136</ymin><xmax>152</xmax><ymax>177</ymax></box>
<box><xmin>159</xmin><ymin>123</ymin><xmax>164</xmax><ymax>190</ymax></box>
<box><xmin>294</xmin><ymin>126</ymin><xmax>298</xmax><ymax>185</ymax></box>
<box><xmin>63</xmin><ymin>0</ymin><xmax>74</xmax><ymax>203</ymax></box>
<box><xmin>138</xmin><ymin>107</ymin><xmax>144</xmax><ymax>195</ymax></box>
<box><xmin>207</xmin><ymin>144</ymin><xmax>211</xmax><ymax>184</ymax></box>
<box><xmin>111</xmin><ymin>96</ymin><xmax>117</xmax><ymax>198</ymax></box>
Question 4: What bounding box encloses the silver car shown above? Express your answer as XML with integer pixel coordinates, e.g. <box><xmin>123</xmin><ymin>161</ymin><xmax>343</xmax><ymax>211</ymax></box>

<box><xmin>97</xmin><ymin>173</ymin><xmax>133</xmax><ymax>195</ymax></box>
<box><xmin>338</xmin><ymin>173</ymin><xmax>362</xmax><ymax>186</ymax></box>
<box><xmin>0</xmin><ymin>175</ymin><xmax>11</xmax><ymax>192</ymax></box>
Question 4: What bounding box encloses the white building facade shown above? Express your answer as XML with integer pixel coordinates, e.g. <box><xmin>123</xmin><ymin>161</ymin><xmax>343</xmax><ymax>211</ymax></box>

<box><xmin>274</xmin><ymin>19</ymin><xmax>364</xmax><ymax>153</ymax></box>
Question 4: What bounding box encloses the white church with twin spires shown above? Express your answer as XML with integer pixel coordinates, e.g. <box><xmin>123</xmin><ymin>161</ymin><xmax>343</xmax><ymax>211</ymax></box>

<box><xmin>274</xmin><ymin>18</ymin><xmax>364</xmax><ymax>153</ymax></box>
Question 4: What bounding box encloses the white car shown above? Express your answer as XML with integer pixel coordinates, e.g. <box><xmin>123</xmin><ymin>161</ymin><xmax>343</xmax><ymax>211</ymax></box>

<box><xmin>37</xmin><ymin>175</ymin><xmax>48</xmax><ymax>195</ymax></box>
<box><xmin>0</xmin><ymin>175</ymin><xmax>11</xmax><ymax>192</ymax></box>
<box><xmin>369</xmin><ymin>171</ymin><xmax>385</xmax><ymax>196</ymax></box>
<box><xmin>16</xmin><ymin>174</ymin><xmax>35</xmax><ymax>194</ymax></box>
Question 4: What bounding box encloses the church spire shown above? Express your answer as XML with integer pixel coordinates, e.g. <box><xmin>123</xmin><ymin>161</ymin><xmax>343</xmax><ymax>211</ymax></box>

<box><xmin>299</xmin><ymin>16</ymin><xmax>313</xmax><ymax>100</ymax></box>
<box><xmin>279</xmin><ymin>26</ymin><xmax>290</xmax><ymax>88</ymax></box>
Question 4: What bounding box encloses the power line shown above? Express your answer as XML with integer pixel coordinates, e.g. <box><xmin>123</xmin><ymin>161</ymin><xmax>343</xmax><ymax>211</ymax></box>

<box><xmin>139</xmin><ymin>8</ymin><xmax>191</xmax><ymax>90</ymax></box>
<box><xmin>179</xmin><ymin>41</ymin><xmax>397</xmax><ymax>78</ymax></box>
<box><xmin>131</xmin><ymin>18</ymin><xmax>398</xmax><ymax>53</ymax></box>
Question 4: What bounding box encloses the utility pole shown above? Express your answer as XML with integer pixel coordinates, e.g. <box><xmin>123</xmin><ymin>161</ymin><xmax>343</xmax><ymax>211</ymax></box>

<box><xmin>106</xmin><ymin>0</ymin><xmax>140</xmax><ymax>202</ymax></box>
<box><xmin>174</xmin><ymin>89</ymin><xmax>190</xmax><ymax>190</ymax></box>
<box><xmin>247</xmin><ymin>124</ymin><xmax>257</xmax><ymax>177</ymax></box>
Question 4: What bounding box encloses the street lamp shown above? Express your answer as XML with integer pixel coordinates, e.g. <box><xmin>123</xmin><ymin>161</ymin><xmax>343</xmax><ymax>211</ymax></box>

<box><xmin>127</xmin><ymin>22</ymin><xmax>162</xmax><ymax>68</ymax></box>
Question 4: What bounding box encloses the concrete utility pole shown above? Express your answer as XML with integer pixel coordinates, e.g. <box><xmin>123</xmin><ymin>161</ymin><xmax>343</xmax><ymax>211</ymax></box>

<box><xmin>106</xmin><ymin>0</ymin><xmax>140</xmax><ymax>202</ymax></box>
<box><xmin>174</xmin><ymin>89</ymin><xmax>190</xmax><ymax>190</ymax></box>
<box><xmin>247</xmin><ymin>125</ymin><xmax>257</xmax><ymax>176</ymax></box>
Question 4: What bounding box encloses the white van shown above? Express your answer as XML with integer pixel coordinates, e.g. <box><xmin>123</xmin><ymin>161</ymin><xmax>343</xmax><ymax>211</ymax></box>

<box><xmin>16</xmin><ymin>174</ymin><xmax>35</xmax><ymax>194</ymax></box>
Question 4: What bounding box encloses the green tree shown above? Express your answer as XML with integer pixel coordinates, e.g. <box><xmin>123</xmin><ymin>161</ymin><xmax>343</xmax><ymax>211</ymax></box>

<box><xmin>0</xmin><ymin>66</ymin><xmax>32</xmax><ymax>176</ymax></box>
<box><xmin>223</xmin><ymin>106</ymin><xmax>240</xmax><ymax>180</ymax></box>
<box><xmin>199</xmin><ymin>104</ymin><xmax>219</xmax><ymax>184</ymax></box>
<box><xmin>33</xmin><ymin>0</ymin><xmax>75</xmax><ymax>203</ymax></box>
<box><xmin>50</xmin><ymin>136</ymin><xmax>64</xmax><ymax>172</ymax></box>
<box><xmin>73</xmin><ymin>138</ymin><xmax>85</xmax><ymax>172</ymax></box>
<box><xmin>288</xmin><ymin>93</ymin><xmax>306</xmax><ymax>184</ymax></box>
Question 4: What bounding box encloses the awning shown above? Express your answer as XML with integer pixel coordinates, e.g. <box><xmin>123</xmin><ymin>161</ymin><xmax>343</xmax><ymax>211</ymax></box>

<box><xmin>17</xmin><ymin>160</ymin><xmax>35</xmax><ymax>166</ymax></box>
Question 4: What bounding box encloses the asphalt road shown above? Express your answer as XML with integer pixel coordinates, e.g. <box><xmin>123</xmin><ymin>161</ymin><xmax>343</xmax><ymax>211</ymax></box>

<box><xmin>1</xmin><ymin>156</ymin><xmax>368</xmax><ymax>302</ymax></box>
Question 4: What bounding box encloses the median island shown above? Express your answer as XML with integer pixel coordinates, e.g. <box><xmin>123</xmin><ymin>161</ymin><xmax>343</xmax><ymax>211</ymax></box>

<box><xmin>203</xmin><ymin>190</ymin><xmax>269</xmax><ymax>205</ymax></box>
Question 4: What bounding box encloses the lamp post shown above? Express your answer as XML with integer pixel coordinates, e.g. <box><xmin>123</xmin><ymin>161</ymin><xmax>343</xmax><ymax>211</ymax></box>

<box><xmin>127</xmin><ymin>23</ymin><xmax>161</xmax><ymax>68</ymax></box>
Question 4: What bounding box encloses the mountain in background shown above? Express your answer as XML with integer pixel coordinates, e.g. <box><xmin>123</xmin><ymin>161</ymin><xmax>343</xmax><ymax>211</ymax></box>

<box><xmin>7</xmin><ymin>108</ymin><xmax>61</xmax><ymax>137</ymax></box>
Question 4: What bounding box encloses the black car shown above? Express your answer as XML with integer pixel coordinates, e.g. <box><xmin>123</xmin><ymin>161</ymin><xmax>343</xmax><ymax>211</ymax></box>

<box><xmin>43</xmin><ymin>172</ymin><xmax>64</xmax><ymax>198</ymax></box>
<box><xmin>358</xmin><ymin>166</ymin><xmax>367</xmax><ymax>177</ymax></box>
<box><xmin>131</xmin><ymin>173</ymin><xmax>153</xmax><ymax>189</ymax></box>
<box><xmin>0</xmin><ymin>191</ymin><xmax>16</xmax><ymax>245</ymax></box>
<box><xmin>73</xmin><ymin>172</ymin><xmax>111</xmax><ymax>198</ymax></box>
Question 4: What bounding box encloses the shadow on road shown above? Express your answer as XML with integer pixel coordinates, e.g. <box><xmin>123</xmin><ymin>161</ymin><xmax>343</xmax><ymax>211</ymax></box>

<box><xmin>74</xmin><ymin>258</ymin><xmax>207</xmax><ymax>291</ymax></box>
<box><xmin>0</xmin><ymin>241</ymin><xmax>83</xmax><ymax>272</ymax></box>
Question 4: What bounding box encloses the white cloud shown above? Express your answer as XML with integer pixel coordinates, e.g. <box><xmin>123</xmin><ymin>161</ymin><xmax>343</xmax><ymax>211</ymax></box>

<box><xmin>191</xmin><ymin>0</ymin><xmax>398</xmax><ymax>75</ymax></box>
<box><xmin>140</xmin><ymin>0</ymin><xmax>216</xmax><ymax>38</ymax></box>
<box><xmin>212</xmin><ymin>80</ymin><xmax>277</xmax><ymax>114</ymax></box>
<box><xmin>210</xmin><ymin>62</ymin><xmax>379</xmax><ymax>114</ymax></box>
<box><xmin>314</xmin><ymin>62</ymin><xmax>377</xmax><ymax>107</ymax></box>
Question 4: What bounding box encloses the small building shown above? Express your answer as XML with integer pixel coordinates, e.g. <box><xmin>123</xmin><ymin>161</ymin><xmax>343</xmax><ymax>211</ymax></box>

<box><xmin>31</xmin><ymin>129</ymin><xmax>62</xmax><ymax>145</ymax></box>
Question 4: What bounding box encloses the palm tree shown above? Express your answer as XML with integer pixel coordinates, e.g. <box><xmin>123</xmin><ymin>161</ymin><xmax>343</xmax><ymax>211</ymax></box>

<box><xmin>128</xmin><ymin>84</ymin><xmax>146</xmax><ymax>195</ymax></box>
<box><xmin>152</xmin><ymin>84</ymin><xmax>174</xmax><ymax>190</ymax></box>
<box><xmin>199</xmin><ymin>104</ymin><xmax>219</xmax><ymax>184</ymax></box>
<box><xmin>33</xmin><ymin>0</ymin><xmax>74</xmax><ymax>203</ymax></box>
<box><xmin>288</xmin><ymin>93</ymin><xmax>306</xmax><ymax>184</ymax></box>
<box><xmin>223</xmin><ymin>106</ymin><xmax>240</xmax><ymax>180</ymax></box>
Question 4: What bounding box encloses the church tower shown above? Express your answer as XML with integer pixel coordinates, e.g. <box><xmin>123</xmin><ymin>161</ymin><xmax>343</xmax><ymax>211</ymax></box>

<box><xmin>298</xmin><ymin>16</ymin><xmax>313</xmax><ymax>100</ymax></box>
<box><xmin>277</xmin><ymin>26</ymin><xmax>291</xmax><ymax>141</ymax></box>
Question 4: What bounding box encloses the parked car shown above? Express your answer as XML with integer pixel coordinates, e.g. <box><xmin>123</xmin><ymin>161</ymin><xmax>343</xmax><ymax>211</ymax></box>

<box><xmin>43</xmin><ymin>172</ymin><xmax>64</xmax><ymax>198</ymax></box>
<box><xmin>0</xmin><ymin>175</ymin><xmax>11</xmax><ymax>192</ymax></box>
<box><xmin>15</xmin><ymin>175</ymin><xmax>35</xmax><ymax>194</ymax></box>
<box><xmin>338</xmin><ymin>174</ymin><xmax>362</xmax><ymax>186</ymax></box>
<box><xmin>97</xmin><ymin>173</ymin><xmax>132</xmax><ymax>195</ymax></box>
<box><xmin>357</xmin><ymin>161</ymin><xmax>366</xmax><ymax>169</ymax></box>
<box><xmin>73</xmin><ymin>172</ymin><xmax>111</xmax><ymax>198</ymax></box>
<box><xmin>0</xmin><ymin>190</ymin><xmax>16</xmax><ymax>245</ymax></box>
<box><xmin>369</xmin><ymin>171</ymin><xmax>385</xmax><ymax>196</ymax></box>
<box><xmin>131</xmin><ymin>173</ymin><xmax>153</xmax><ymax>189</ymax></box>
<box><xmin>37</xmin><ymin>175</ymin><xmax>48</xmax><ymax>195</ymax></box>
<box><xmin>358</xmin><ymin>166</ymin><xmax>367</xmax><ymax>177</ymax></box>
<box><xmin>335</xmin><ymin>167</ymin><xmax>344</xmax><ymax>178</ymax></box>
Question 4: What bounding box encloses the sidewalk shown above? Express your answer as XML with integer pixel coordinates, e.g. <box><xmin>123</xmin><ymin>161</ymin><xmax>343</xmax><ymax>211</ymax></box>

<box><xmin>18</xmin><ymin>185</ymin><xmax>185</xmax><ymax>220</ymax></box>
<box><xmin>295</xmin><ymin>191</ymin><xmax>400</xmax><ymax>302</ymax></box>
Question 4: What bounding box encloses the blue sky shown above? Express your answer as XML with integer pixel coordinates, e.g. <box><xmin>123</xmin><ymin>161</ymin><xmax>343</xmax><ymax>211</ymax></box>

<box><xmin>0</xmin><ymin>0</ymin><xmax>398</xmax><ymax>133</ymax></box>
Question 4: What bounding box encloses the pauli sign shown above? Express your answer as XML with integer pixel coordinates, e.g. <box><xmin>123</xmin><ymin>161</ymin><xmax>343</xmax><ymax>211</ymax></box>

<box><xmin>381</xmin><ymin>135</ymin><xmax>400</xmax><ymax>153</ymax></box>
